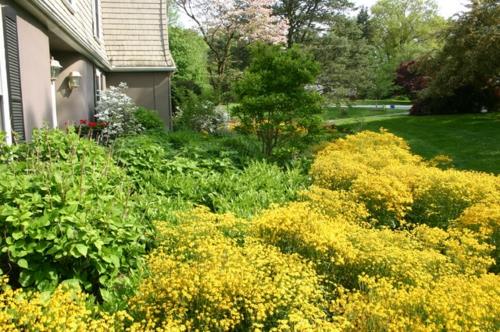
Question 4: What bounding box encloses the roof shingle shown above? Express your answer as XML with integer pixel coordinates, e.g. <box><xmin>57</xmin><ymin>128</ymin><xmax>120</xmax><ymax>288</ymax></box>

<box><xmin>101</xmin><ymin>0</ymin><xmax>175</xmax><ymax>70</ymax></box>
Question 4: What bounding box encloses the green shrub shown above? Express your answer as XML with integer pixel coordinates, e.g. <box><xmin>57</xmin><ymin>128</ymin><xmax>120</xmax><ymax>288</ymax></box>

<box><xmin>112</xmin><ymin>135</ymin><xmax>168</xmax><ymax>183</ymax></box>
<box><xmin>134</xmin><ymin>107</ymin><xmax>165</xmax><ymax>131</ymax></box>
<box><xmin>0</xmin><ymin>129</ymin><xmax>154</xmax><ymax>307</ymax></box>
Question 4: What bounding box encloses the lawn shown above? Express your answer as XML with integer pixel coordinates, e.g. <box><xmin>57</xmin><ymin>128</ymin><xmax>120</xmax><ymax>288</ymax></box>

<box><xmin>340</xmin><ymin>112</ymin><xmax>500</xmax><ymax>174</ymax></box>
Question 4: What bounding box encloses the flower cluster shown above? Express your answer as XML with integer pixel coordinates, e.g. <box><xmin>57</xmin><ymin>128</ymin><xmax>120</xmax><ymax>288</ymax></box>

<box><xmin>1</xmin><ymin>130</ymin><xmax>498</xmax><ymax>331</ymax></box>
<box><xmin>311</xmin><ymin>130</ymin><xmax>500</xmax><ymax>229</ymax></box>
<box><xmin>94</xmin><ymin>83</ymin><xmax>143</xmax><ymax>138</ymax></box>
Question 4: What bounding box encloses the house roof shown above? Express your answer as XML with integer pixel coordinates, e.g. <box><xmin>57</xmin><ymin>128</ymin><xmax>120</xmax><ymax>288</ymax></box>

<box><xmin>101</xmin><ymin>0</ymin><xmax>175</xmax><ymax>71</ymax></box>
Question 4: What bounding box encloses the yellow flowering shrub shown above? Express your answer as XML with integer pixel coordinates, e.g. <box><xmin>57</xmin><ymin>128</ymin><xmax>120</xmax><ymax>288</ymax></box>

<box><xmin>252</xmin><ymin>203</ymin><xmax>492</xmax><ymax>289</ymax></box>
<box><xmin>129</xmin><ymin>208</ymin><xmax>334</xmax><ymax>331</ymax></box>
<box><xmin>331</xmin><ymin>274</ymin><xmax>500</xmax><ymax>332</ymax></box>
<box><xmin>311</xmin><ymin>130</ymin><xmax>500</xmax><ymax>229</ymax></box>
<box><xmin>311</xmin><ymin>130</ymin><xmax>422</xmax><ymax>190</ymax></box>
<box><xmin>0</xmin><ymin>277</ymin><xmax>131</xmax><ymax>331</ymax></box>
<box><xmin>410</xmin><ymin>167</ymin><xmax>500</xmax><ymax>227</ymax></box>
<box><xmin>454</xmin><ymin>200</ymin><xmax>500</xmax><ymax>272</ymax></box>
<box><xmin>300</xmin><ymin>186</ymin><xmax>370</xmax><ymax>226</ymax></box>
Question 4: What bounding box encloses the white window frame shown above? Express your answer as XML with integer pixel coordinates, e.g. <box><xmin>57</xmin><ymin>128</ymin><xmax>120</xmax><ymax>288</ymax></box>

<box><xmin>92</xmin><ymin>0</ymin><xmax>102</xmax><ymax>41</ymax></box>
<box><xmin>62</xmin><ymin>0</ymin><xmax>76</xmax><ymax>14</ymax></box>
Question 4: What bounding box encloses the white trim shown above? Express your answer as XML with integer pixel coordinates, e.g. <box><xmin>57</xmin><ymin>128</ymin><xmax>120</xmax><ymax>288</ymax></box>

<box><xmin>0</xmin><ymin>7</ymin><xmax>13</xmax><ymax>145</ymax></box>
<box><xmin>62</xmin><ymin>0</ymin><xmax>76</xmax><ymax>14</ymax></box>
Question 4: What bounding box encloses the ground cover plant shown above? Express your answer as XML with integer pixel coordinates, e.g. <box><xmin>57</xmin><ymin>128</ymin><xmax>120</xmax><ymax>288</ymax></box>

<box><xmin>1</xmin><ymin>128</ymin><xmax>499</xmax><ymax>331</ymax></box>
<box><xmin>340</xmin><ymin>112</ymin><xmax>500</xmax><ymax>174</ymax></box>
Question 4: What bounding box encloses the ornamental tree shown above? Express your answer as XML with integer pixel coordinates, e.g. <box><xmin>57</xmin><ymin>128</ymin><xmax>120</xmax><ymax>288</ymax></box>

<box><xmin>233</xmin><ymin>43</ymin><xmax>323</xmax><ymax>157</ymax></box>
<box><xmin>175</xmin><ymin>0</ymin><xmax>288</xmax><ymax>98</ymax></box>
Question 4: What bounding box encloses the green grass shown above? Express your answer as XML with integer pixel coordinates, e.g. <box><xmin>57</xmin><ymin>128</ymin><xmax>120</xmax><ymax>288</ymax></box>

<box><xmin>340</xmin><ymin>113</ymin><xmax>500</xmax><ymax>174</ymax></box>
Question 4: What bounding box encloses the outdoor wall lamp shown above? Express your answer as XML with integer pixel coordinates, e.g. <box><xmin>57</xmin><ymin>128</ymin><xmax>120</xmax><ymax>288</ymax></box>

<box><xmin>50</xmin><ymin>57</ymin><xmax>63</xmax><ymax>81</ymax></box>
<box><xmin>68</xmin><ymin>71</ymin><xmax>82</xmax><ymax>90</ymax></box>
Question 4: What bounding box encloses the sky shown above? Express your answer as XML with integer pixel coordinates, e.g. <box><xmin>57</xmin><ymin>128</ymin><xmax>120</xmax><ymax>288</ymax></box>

<box><xmin>353</xmin><ymin>0</ymin><xmax>468</xmax><ymax>18</ymax></box>
<box><xmin>178</xmin><ymin>1</ymin><xmax>469</xmax><ymax>28</ymax></box>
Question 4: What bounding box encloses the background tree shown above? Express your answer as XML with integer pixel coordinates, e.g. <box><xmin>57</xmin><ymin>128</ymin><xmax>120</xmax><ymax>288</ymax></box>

<box><xmin>273</xmin><ymin>0</ymin><xmax>353</xmax><ymax>47</ymax></box>
<box><xmin>370</xmin><ymin>0</ymin><xmax>446</xmax><ymax>62</ymax></box>
<box><xmin>413</xmin><ymin>0</ymin><xmax>500</xmax><ymax>114</ymax></box>
<box><xmin>233</xmin><ymin>43</ymin><xmax>323</xmax><ymax>157</ymax></box>
<box><xmin>356</xmin><ymin>6</ymin><xmax>373</xmax><ymax>40</ymax></box>
<box><xmin>309</xmin><ymin>16</ymin><xmax>375</xmax><ymax>103</ymax></box>
<box><xmin>175</xmin><ymin>0</ymin><xmax>288</xmax><ymax>100</ymax></box>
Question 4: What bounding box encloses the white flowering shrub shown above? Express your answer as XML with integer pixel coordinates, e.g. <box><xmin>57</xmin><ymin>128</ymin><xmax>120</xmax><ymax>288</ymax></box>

<box><xmin>174</xmin><ymin>91</ymin><xmax>230</xmax><ymax>134</ymax></box>
<box><xmin>95</xmin><ymin>83</ymin><xmax>143</xmax><ymax>138</ymax></box>
<box><xmin>196</xmin><ymin>106</ymin><xmax>230</xmax><ymax>134</ymax></box>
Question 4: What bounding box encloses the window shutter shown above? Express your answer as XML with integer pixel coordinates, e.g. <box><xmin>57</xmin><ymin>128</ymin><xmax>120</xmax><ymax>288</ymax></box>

<box><xmin>3</xmin><ymin>7</ymin><xmax>25</xmax><ymax>141</ymax></box>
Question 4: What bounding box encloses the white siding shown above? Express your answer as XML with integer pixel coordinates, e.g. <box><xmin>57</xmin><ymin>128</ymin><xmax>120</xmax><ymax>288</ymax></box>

<box><xmin>28</xmin><ymin>0</ymin><xmax>109</xmax><ymax>68</ymax></box>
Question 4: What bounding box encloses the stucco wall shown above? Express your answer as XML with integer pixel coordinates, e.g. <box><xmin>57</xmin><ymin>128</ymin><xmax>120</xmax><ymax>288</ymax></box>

<box><xmin>15</xmin><ymin>2</ymin><xmax>52</xmax><ymax>141</ymax></box>
<box><xmin>106</xmin><ymin>72</ymin><xmax>172</xmax><ymax>129</ymax></box>
<box><xmin>52</xmin><ymin>52</ymin><xmax>95</xmax><ymax>127</ymax></box>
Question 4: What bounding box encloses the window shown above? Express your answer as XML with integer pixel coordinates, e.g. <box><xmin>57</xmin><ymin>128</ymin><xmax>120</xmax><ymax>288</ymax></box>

<box><xmin>62</xmin><ymin>0</ymin><xmax>76</xmax><ymax>14</ymax></box>
<box><xmin>95</xmin><ymin>68</ymin><xmax>105</xmax><ymax>104</ymax></box>
<box><xmin>92</xmin><ymin>0</ymin><xmax>102</xmax><ymax>40</ymax></box>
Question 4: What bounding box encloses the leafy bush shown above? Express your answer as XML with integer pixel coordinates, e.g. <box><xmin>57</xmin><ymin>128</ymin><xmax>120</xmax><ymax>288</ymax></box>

<box><xmin>0</xmin><ymin>129</ymin><xmax>153</xmax><ymax>305</ymax></box>
<box><xmin>233</xmin><ymin>43</ymin><xmax>324</xmax><ymax>157</ymax></box>
<box><xmin>134</xmin><ymin>107</ymin><xmax>164</xmax><ymax>132</ymax></box>
<box><xmin>112</xmin><ymin>134</ymin><xmax>168</xmax><ymax>183</ymax></box>
<box><xmin>94</xmin><ymin>83</ymin><xmax>143</xmax><ymax>138</ymax></box>
<box><xmin>173</xmin><ymin>89</ymin><xmax>229</xmax><ymax>133</ymax></box>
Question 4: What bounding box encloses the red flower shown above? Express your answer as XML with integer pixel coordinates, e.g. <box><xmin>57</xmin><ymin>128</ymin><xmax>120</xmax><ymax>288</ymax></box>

<box><xmin>79</xmin><ymin>119</ymin><xmax>87</xmax><ymax>125</ymax></box>
<box><xmin>88</xmin><ymin>121</ymin><xmax>97</xmax><ymax>128</ymax></box>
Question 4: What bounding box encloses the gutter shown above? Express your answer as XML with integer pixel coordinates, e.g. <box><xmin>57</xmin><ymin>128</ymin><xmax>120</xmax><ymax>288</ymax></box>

<box><xmin>111</xmin><ymin>66</ymin><xmax>176</xmax><ymax>73</ymax></box>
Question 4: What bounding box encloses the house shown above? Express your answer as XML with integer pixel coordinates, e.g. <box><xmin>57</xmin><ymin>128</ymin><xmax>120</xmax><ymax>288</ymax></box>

<box><xmin>0</xmin><ymin>0</ymin><xmax>175</xmax><ymax>143</ymax></box>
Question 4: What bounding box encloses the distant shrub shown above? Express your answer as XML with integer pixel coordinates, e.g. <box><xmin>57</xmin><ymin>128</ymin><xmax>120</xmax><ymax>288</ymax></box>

<box><xmin>174</xmin><ymin>90</ymin><xmax>229</xmax><ymax>133</ymax></box>
<box><xmin>134</xmin><ymin>107</ymin><xmax>164</xmax><ymax>131</ymax></box>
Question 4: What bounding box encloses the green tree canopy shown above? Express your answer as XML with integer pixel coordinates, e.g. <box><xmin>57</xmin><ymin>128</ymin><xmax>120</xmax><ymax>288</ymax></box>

<box><xmin>233</xmin><ymin>43</ymin><xmax>323</xmax><ymax>157</ymax></box>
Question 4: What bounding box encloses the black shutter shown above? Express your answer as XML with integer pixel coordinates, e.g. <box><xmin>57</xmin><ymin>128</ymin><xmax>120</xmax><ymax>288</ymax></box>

<box><xmin>3</xmin><ymin>7</ymin><xmax>25</xmax><ymax>141</ymax></box>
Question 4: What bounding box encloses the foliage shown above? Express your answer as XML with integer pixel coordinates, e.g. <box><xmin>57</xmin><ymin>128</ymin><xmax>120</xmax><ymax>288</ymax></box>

<box><xmin>173</xmin><ymin>90</ymin><xmax>229</xmax><ymax>133</ymax></box>
<box><xmin>169</xmin><ymin>26</ymin><xmax>211</xmax><ymax>93</ymax></box>
<box><xmin>332</xmin><ymin>274</ymin><xmax>500</xmax><ymax>331</ymax></box>
<box><xmin>395</xmin><ymin>60</ymin><xmax>429</xmax><ymax>99</ymax></box>
<box><xmin>0</xmin><ymin>129</ymin><xmax>153</xmax><ymax>306</ymax></box>
<box><xmin>133</xmin><ymin>107</ymin><xmax>164</xmax><ymax>132</ymax></box>
<box><xmin>370</xmin><ymin>0</ymin><xmax>446</xmax><ymax>61</ymax></box>
<box><xmin>112</xmin><ymin>134</ymin><xmax>168</xmax><ymax>183</ymax></box>
<box><xmin>94</xmin><ymin>83</ymin><xmax>143</xmax><ymax>139</ymax></box>
<box><xmin>129</xmin><ymin>209</ymin><xmax>333</xmax><ymax>331</ymax></box>
<box><xmin>272</xmin><ymin>0</ymin><xmax>353</xmax><ymax>47</ymax></box>
<box><xmin>176</xmin><ymin>0</ymin><xmax>288</xmax><ymax>99</ymax></box>
<box><xmin>414</xmin><ymin>0</ymin><xmax>500</xmax><ymax>114</ymax></box>
<box><xmin>233</xmin><ymin>43</ymin><xmax>323</xmax><ymax>157</ymax></box>
<box><xmin>1</xmin><ymin>128</ymin><xmax>500</xmax><ymax>330</ymax></box>
<box><xmin>310</xmin><ymin>15</ymin><xmax>376</xmax><ymax>100</ymax></box>
<box><xmin>311</xmin><ymin>130</ymin><xmax>500</xmax><ymax>229</ymax></box>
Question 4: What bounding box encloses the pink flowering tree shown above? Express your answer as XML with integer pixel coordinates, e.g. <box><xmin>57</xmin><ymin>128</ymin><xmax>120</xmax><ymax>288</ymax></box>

<box><xmin>175</xmin><ymin>0</ymin><xmax>288</xmax><ymax>98</ymax></box>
